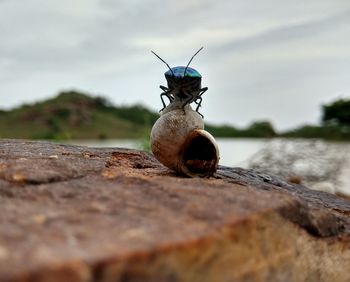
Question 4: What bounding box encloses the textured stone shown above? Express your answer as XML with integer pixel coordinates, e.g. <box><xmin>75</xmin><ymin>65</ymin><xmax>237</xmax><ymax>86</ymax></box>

<box><xmin>0</xmin><ymin>139</ymin><xmax>349</xmax><ymax>282</ymax></box>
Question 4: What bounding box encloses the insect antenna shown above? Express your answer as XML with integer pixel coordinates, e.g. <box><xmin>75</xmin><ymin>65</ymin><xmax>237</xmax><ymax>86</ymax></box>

<box><xmin>151</xmin><ymin>51</ymin><xmax>175</xmax><ymax>76</ymax></box>
<box><xmin>184</xmin><ymin>47</ymin><xmax>204</xmax><ymax>77</ymax></box>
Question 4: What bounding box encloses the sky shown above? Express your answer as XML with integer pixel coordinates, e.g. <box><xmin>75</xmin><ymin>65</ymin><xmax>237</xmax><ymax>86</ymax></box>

<box><xmin>0</xmin><ymin>0</ymin><xmax>349</xmax><ymax>130</ymax></box>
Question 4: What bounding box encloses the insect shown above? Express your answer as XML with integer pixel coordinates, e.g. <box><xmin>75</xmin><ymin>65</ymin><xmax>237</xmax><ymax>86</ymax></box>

<box><xmin>151</xmin><ymin>47</ymin><xmax>208</xmax><ymax>118</ymax></box>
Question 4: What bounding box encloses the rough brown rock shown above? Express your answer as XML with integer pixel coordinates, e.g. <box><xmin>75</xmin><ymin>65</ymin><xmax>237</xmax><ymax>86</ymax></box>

<box><xmin>0</xmin><ymin>139</ymin><xmax>349</xmax><ymax>282</ymax></box>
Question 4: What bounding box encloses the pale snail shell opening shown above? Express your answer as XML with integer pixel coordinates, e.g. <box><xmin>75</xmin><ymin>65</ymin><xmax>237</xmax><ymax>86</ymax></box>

<box><xmin>150</xmin><ymin>102</ymin><xmax>220</xmax><ymax>178</ymax></box>
<box><xmin>179</xmin><ymin>129</ymin><xmax>219</xmax><ymax>177</ymax></box>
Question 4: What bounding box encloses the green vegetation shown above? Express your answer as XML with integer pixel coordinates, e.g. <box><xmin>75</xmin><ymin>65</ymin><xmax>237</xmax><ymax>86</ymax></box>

<box><xmin>206</xmin><ymin>121</ymin><xmax>276</xmax><ymax>138</ymax></box>
<box><xmin>0</xmin><ymin>91</ymin><xmax>348</xmax><ymax>141</ymax></box>
<box><xmin>280</xmin><ymin>124</ymin><xmax>350</xmax><ymax>140</ymax></box>
<box><xmin>281</xmin><ymin>98</ymin><xmax>350</xmax><ymax>141</ymax></box>
<box><xmin>322</xmin><ymin>99</ymin><xmax>350</xmax><ymax>126</ymax></box>
<box><xmin>0</xmin><ymin>91</ymin><xmax>157</xmax><ymax>140</ymax></box>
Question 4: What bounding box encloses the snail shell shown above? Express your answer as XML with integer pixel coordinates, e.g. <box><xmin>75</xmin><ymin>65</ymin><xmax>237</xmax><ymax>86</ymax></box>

<box><xmin>150</xmin><ymin>101</ymin><xmax>219</xmax><ymax>177</ymax></box>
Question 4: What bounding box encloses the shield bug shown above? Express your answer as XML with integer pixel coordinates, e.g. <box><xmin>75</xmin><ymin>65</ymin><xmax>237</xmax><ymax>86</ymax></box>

<box><xmin>151</xmin><ymin>47</ymin><xmax>208</xmax><ymax>117</ymax></box>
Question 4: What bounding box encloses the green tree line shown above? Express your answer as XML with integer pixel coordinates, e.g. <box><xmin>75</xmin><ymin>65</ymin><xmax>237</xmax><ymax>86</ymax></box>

<box><xmin>0</xmin><ymin>91</ymin><xmax>348</xmax><ymax>140</ymax></box>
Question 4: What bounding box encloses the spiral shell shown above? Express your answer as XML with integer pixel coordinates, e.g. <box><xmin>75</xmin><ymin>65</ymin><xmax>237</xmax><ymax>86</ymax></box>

<box><xmin>150</xmin><ymin>102</ymin><xmax>219</xmax><ymax>177</ymax></box>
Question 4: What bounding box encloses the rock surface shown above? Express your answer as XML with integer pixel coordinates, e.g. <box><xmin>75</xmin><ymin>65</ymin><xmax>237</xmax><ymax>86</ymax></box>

<box><xmin>0</xmin><ymin>139</ymin><xmax>349</xmax><ymax>282</ymax></box>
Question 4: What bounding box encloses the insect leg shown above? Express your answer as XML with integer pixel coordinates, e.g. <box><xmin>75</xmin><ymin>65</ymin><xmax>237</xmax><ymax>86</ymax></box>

<box><xmin>160</xmin><ymin>85</ymin><xmax>168</xmax><ymax>92</ymax></box>
<box><xmin>181</xmin><ymin>91</ymin><xmax>196</xmax><ymax>114</ymax></box>
<box><xmin>195</xmin><ymin>97</ymin><xmax>202</xmax><ymax>111</ymax></box>
<box><xmin>194</xmin><ymin>97</ymin><xmax>204</xmax><ymax>118</ymax></box>
<box><xmin>160</xmin><ymin>89</ymin><xmax>175</xmax><ymax>112</ymax></box>
<box><xmin>160</xmin><ymin>86</ymin><xmax>174</xmax><ymax>102</ymax></box>
<box><xmin>198</xmin><ymin>87</ymin><xmax>208</xmax><ymax>97</ymax></box>
<box><xmin>194</xmin><ymin>87</ymin><xmax>207</xmax><ymax>104</ymax></box>
<box><xmin>192</xmin><ymin>87</ymin><xmax>207</xmax><ymax>118</ymax></box>
<box><xmin>182</xmin><ymin>91</ymin><xmax>195</xmax><ymax>108</ymax></box>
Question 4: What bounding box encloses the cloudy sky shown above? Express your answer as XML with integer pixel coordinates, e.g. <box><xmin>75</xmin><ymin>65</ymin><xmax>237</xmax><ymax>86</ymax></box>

<box><xmin>0</xmin><ymin>0</ymin><xmax>349</xmax><ymax>130</ymax></box>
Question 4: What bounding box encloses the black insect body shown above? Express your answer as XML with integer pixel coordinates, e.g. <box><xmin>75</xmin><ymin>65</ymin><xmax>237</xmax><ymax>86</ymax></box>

<box><xmin>151</xmin><ymin>47</ymin><xmax>208</xmax><ymax>118</ymax></box>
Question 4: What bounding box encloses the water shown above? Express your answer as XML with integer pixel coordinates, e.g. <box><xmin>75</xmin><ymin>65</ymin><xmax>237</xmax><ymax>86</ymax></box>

<box><xmin>248</xmin><ymin>139</ymin><xmax>350</xmax><ymax>195</ymax></box>
<box><xmin>215</xmin><ymin>138</ymin><xmax>268</xmax><ymax>167</ymax></box>
<box><xmin>66</xmin><ymin>138</ymin><xmax>350</xmax><ymax>195</ymax></box>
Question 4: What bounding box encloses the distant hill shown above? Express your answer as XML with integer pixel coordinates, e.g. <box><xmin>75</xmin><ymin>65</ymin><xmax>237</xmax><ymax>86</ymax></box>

<box><xmin>0</xmin><ymin>91</ymin><xmax>159</xmax><ymax>140</ymax></box>
<box><xmin>0</xmin><ymin>91</ymin><xmax>279</xmax><ymax>140</ymax></box>
<box><xmin>2</xmin><ymin>91</ymin><xmax>346</xmax><ymax>140</ymax></box>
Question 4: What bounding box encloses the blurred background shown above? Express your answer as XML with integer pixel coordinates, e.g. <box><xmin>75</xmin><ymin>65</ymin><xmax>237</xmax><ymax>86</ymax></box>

<box><xmin>0</xmin><ymin>0</ymin><xmax>349</xmax><ymax>194</ymax></box>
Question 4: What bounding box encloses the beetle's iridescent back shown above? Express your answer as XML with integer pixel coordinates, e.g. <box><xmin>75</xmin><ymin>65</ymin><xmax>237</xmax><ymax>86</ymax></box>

<box><xmin>165</xmin><ymin>66</ymin><xmax>202</xmax><ymax>78</ymax></box>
